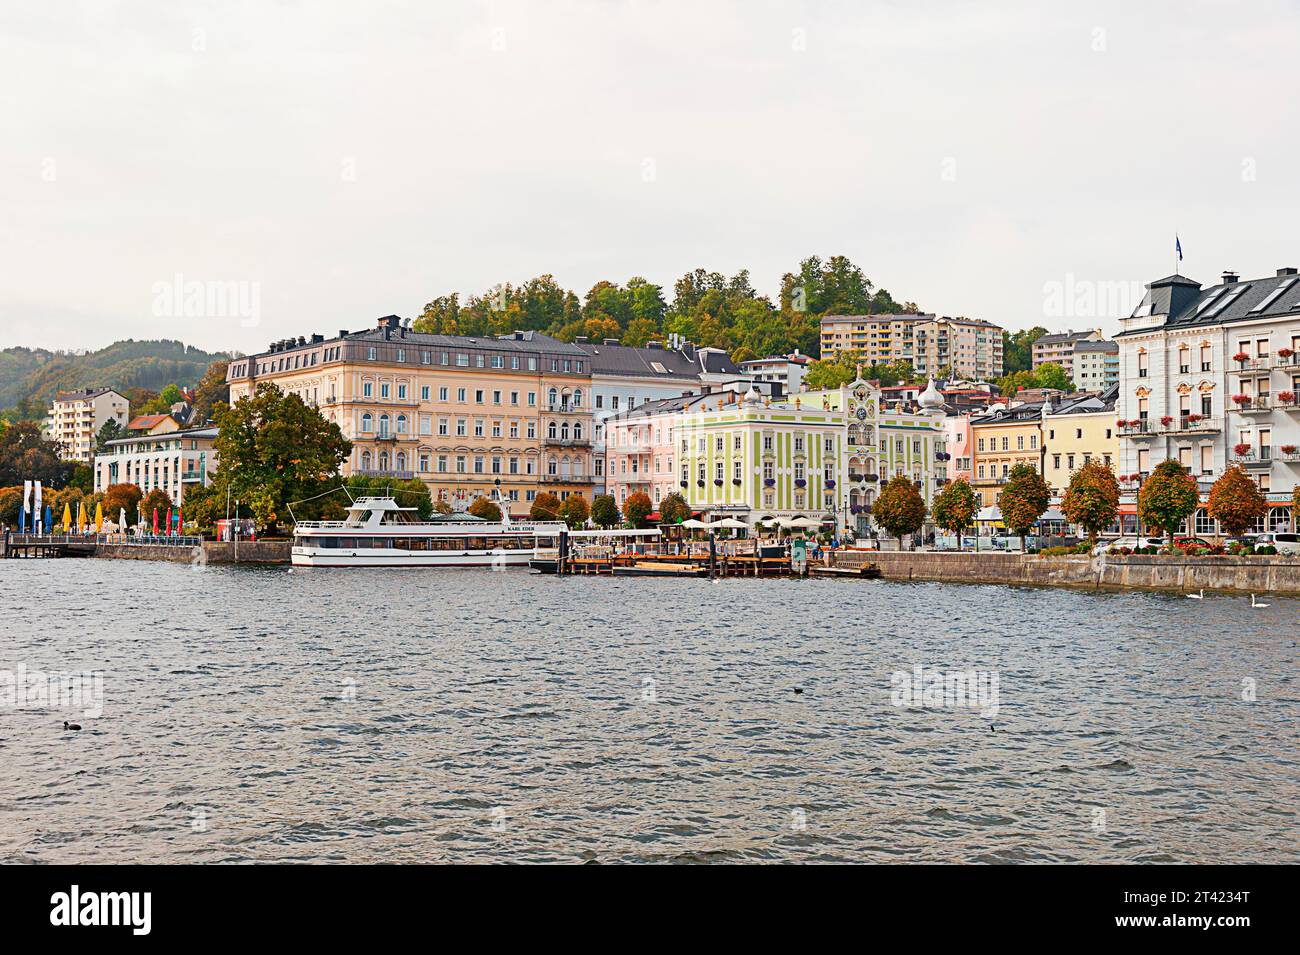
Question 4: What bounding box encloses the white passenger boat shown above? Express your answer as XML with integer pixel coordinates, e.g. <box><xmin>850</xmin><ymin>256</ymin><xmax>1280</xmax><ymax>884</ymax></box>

<box><xmin>291</xmin><ymin>496</ymin><xmax>567</xmax><ymax>568</ymax></box>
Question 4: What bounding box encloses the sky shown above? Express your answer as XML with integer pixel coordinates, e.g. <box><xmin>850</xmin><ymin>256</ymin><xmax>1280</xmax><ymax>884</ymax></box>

<box><xmin>2</xmin><ymin>0</ymin><xmax>1297</xmax><ymax>356</ymax></box>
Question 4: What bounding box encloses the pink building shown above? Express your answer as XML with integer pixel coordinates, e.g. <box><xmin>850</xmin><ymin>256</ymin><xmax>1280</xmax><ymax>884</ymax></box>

<box><xmin>603</xmin><ymin>396</ymin><xmax>693</xmax><ymax>510</ymax></box>
<box><xmin>944</xmin><ymin>414</ymin><xmax>974</xmax><ymax>483</ymax></box>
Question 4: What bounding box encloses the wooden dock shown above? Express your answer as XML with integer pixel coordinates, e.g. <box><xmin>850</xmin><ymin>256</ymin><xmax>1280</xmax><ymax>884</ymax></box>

<box><xmin>532</xmin><ymin>551</ymin><xmax>878</xmax><ymax>579</ymax></box>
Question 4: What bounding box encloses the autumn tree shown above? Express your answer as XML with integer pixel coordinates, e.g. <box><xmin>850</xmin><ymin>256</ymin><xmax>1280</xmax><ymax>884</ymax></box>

<box><xmin>1207</xmin><ymin>464</ymin><xmax>1267</xmax><ymax>538</ymax></box>
<box><xmin>191</xmin><ymin>358</ymin><xmax>231</xmax><ymax>423</ymax></box>
<box><xmin>530</xmin><ymin>491</ymin><xmax>561</xmax><ymax>521</ymax></box>
<box><xmin>0</xmin><ymin>421</ymin><xmax>70</xmax><ymax>488</ymax></box>
<box><xmin>874</xmin><ymin>475</ymin><xmax>927</xmax><ymax>546</ymax></box>
<box><xmin>1139</xmin><ymin>459</ymin><xmax>1200</xmax><ymax>545</ymax></box>
<box><xmin>659</xmin><ymin>491</ymin><xmax>690</xmax><ymax>524</ymax></box>
<box><xmin>557</xmin><ymin>495</ymin><xmax>590</xmax><ymax>529</ymax></box>
<box><xmin>591</xmin><ymin>494</ymin><xmax>620</xmax><ymax>528</ymax></box>
<box><xmin>624</xmin><ymin>491</ymin><xmax>653</xmax><ymax>528</ymax></box>
<box><xmin>998</xmin><ymin>463</ymin><xmax>1051</xmax><ymax>552</ymax></box>
<box><xmin>468</xmin><ymin>496</ymin><xmax>502</xmax><ymax>522</ymax></box>
<box><xmin>1061</xmin><ymin>458</ymin><xmax>1119</xmax><ymax>544</ymax></box>
<box><xmin>102</xmin><ymin>482</ymin><xmax>143</xmax><ymax>526</ymax></box>
<box><xmin>931</xmin><ymin>478</ymin><xmax>978</xmax><ymax>550</ymax></box>
<box><xmin>140</xmin><ymin>487</ymin><xmax>173</xmax><ymax>529</ymax></box>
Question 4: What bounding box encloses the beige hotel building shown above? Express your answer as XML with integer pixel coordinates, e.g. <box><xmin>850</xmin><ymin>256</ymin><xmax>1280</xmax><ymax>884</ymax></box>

<box><xmin>226</xmin><ymin>316</ymin><xmax>595</xmax><ymax>514</ymax></box>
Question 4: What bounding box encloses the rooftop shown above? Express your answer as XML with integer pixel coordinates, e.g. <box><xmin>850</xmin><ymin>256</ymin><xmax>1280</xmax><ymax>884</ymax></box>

<box><xmin>54</xmin><ymin>387</ymin><xmax>123</xmax><ymax>402</ymax></box>
<box><xmin>575</xmin><ymin>339</ymin><xmax>738</xmax><ymax>378</ymax></box>
<box><xmin>1034</xmin><ymin>328</ymin><xmax>1101</xmax><ymax>347</ymax></box>
<box><xmin>1120</xmin><ymin>267</ymin><xmax>1300</xmax><ymax>335</ymax></box>
<box><xmin>1072</xmin><ymin>339</ymin><xmax>1119</xmax><ymax>354</ymax></box>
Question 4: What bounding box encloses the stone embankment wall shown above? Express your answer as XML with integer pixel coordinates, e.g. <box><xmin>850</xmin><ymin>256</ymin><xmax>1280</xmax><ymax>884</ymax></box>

<box><xmin>88</xmin><ymin>541</ymin><xmax>291</xmax><ymax>564</ymax></box>
<box><xmin>830</xmin><ymin>550</ymin><xmax>1300</xmax><ymax>595</ymax></box>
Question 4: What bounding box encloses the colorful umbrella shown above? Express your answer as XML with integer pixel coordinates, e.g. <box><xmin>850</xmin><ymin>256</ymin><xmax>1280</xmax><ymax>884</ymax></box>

<box><xmin>177</xmin><ymin>506</ymin><xmax>183</xmax><ymax>537</ymax></box>
<box><xmin>167</xmin><ymin>506</ymin><xmax>174</xmax><ymax>537</ymax></box>
<box><xmin>61</xmin><ymin>502</ymin><xmax>71</xmax><ymax>533</ymax></box>
<box><xmin>77</xmin><ymin>501</ymin><xmax>85</xmax><ymax>534</ymax></box>
<box><xmin>152</xmin><ymin>508</ymin><xmax>159</xmax><ymax>535</ymax></box>
<box><xmin>94</xmin><ymin>501</ymin><xmax>103</xmax><ymax>533</ymax></box>
<box><xmin>119</xmin><ymin>507</ymin><xmax>127</xmax><ymax>534</ymax></box>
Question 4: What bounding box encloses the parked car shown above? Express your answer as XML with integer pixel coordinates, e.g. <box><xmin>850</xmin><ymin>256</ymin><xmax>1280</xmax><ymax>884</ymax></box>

<box><xmin>1093</xmin><ymin>536</ymin><xmax>1165</xmax><ymax>556</ymax></box>
<box><xmin>1172</xmin><ymin>536</ymin><xmax>1214</xmax><ymax>550</ymax></box>
<box><xmin>1254</xmin><ymin>532</ymin><xmax>1300</xmax><ymax>555</ymax></box>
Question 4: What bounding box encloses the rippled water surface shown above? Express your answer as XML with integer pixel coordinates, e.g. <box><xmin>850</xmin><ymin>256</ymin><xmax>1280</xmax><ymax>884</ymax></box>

<box><xmin>1</xmin><ymin>558</ymin><xmax>1296</xmax><ymax>863</ymax></box>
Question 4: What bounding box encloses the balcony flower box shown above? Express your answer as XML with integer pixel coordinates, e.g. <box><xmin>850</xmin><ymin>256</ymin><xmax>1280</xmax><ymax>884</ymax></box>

<box><xmin>732</xmin><ymin>478</ymin><xmax>742</xmax><ymax>486</ymax></box>
<box><xmin>1278</xmin><ymin>347</ymin><xmax>1294</xmax><ymax>359</ymax></box>
<box><xmin>1116</xmin><ymin>419</ymin><xmax>1129</xmax><ymax>428</ymax></box>
<box><xmin>713</xmin><ymin>479</ymin><xmax>724</xmax><ymax>486</ymax></box>
<box><xmin>1233</xmin><ymin>442</ymin><xmax>1252</xmax><ymax>456</ymax></box>
<box><xmin>679</xmin><ymin>480</ymin><xmax>688</xmax><ymax>488</ymax></box>
<box><xmin>1159</xmin><ymin>415</ymin><xmax>1173</xmax><ymax>427</ymax></box>
<box><xmin>1281</xmin><ymin>445</ymin><xmax>1298</xmax><ymax>455</ymax></box>
<box><xmin>824</xmin><ymin>479</ymin><xmax>836</xmax><ymax>488</ymax></box>
<box><xmin>1233</xmin><ymin>352</ymin><xmax>1250</xmax><ymax>364</ymax></box>
<box><xmin>697</xmin><ymin>480</ymin><xmax>706</xmax><ymax>487</ymax></box>
<box><xmin>794</xmin><ymin>478</ymin><xmax>807</xmax><ymax>488</ymax></box>
<box><xmin>864</xmin><ymin>473</ymin><xmax>880</xmax><ymax>483</ymax></box>
<box><xmin>1186</xmin><ymin>413</ymin><xmax>1203</xmax><ymax>423</ymax></box>
<box><xmin>764</xmin><ymin>478</ymin><xmax>776</xmax><ymax>487</ymax></box>
<box><xmin>1231</xmin><ymin>394</ymin><xmax>1251</xmax><ymax>406</ymax></box>
<box><xmin>1278</xmin><ymin>391</ymin><xmax>1296</xmax><ymax>403</ymax></box>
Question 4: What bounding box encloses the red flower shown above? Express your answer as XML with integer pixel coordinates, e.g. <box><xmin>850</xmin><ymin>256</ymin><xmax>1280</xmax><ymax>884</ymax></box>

<box><xmin>1231</xmin><ymin>394</ymin><xmax>1251</xmax><ymax>405</ymax></box>
<box><xmin>1278</xmin><ymin>347</ymin><xmax>1294</xmax><ymax>358</ymax></box>
<box><xmin>1233</xmin><ymin>442</ymin><xmax>1252</xmax><ymax>456</ymax></box>
<box><xmin>1159</xmin><ymin>415</ymin><xmax>1173</xmax><ymax>426</ymax></box>
<box><xmin>1278</xmin><ymin>391</ymin><xmax>1295</xmax><ymax>403</ymax></box>
<box><xmin>1233</xmin><ymin>351</ymin><xmax>1250</xmax><ymax>363</ymax></box>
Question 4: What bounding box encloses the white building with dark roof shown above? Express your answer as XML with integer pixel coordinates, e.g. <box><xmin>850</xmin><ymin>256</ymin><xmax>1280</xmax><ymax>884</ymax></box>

<box><xmin>574</xmin><ymin>336</ymin><xmax>739</xmax><ymax>492</ymax></box>
<box><xmin>45</xmin><ymin>387</ymin><xmax>129</xmax><ymax>463</ymax></box>
<box><xmin>1116</xmin><ymin>267</ymin><xmax>1300</xmax><ymax>534</ymax></box>
<box><xmin>1071</xmin><ymin>339</ymin><xmax>1119</xmax><ymax>390</ymax></box>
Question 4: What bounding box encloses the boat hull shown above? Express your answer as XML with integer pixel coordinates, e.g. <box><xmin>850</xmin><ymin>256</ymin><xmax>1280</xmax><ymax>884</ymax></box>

<box><xmin>291</xmin><ymin>548</ymin><xmax>538</xmax><ymax>568</ymax></box>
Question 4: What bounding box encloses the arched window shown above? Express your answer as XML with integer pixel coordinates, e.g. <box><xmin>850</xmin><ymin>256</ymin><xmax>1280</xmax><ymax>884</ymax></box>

<box><xmin>396</xmin><ymin>452</ymin><xmax>406</xmax><ymax>471</ymax></box>
<box><xmin>379</xmin><ymin>414</ymin><xmax>391</xmax><ymax>437</ymax></box>
<box><xmin>573</xmin><ymin>389</ymin><xmax>583</xmax><ymax>407</ymax></box>
<box><xmin>379</xmin><ymin>451</ymin><xmax>390</xmax><ymax>471</ymax></box>
<box><xmin>561</xmin><ymin>422</ymin><xmax>570</xmax><ymax>440</ymax></box>
<box><xmin>361</xmin><ymin>451</ymin><xmax>372</xmax><ymax>470</ymax></box>
<box><xmin>574</xmin><ymin>458</ymin><xmax>584</xmax><ymax>476</ymax></box>
<box><xmin>361</xmin><ymin>413</ymin><xmax>373</xmax><ymax>432</ymax></box>
<box><xmin>561</xmin><ymin>456</ymin><xmax>571</xmax><ymax>477</ymax></box>
<box><xmin>548</xmin><ymin>421</ymin><xmax>558</xmax><ymax>439</ymax></box>
<box><xmin>574</xmin><ymin>422</ymin><xmax>583</xmax><ymax>440</ymax></box>
<box><xmin>396</xmin><ymin>414</ymin><xmax>408</xmax><ymax>434</ymax></box>
<box><xmin>1269</xmin><ymin>506</ymin><xmax>1291</xmax><ymax>531</ymax></box>
<box><xmin>548</xmin><ymin>388</ymin><xmax>558</xmax><ymax>408</ymax></box>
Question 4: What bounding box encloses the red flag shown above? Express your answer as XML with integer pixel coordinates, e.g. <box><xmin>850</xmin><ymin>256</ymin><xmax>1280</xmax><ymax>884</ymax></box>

<box><xmin>152</xmin><ymin>508</ymin><xmax>159</xmax><ymax>535</ymax></box>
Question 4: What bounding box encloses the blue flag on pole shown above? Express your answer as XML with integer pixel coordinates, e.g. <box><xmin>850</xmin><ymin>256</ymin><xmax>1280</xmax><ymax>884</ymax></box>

<box><xmin>1175</xmin><ymin>235</ymin><xmax>1183</xmax><ymax>261</ymax></box>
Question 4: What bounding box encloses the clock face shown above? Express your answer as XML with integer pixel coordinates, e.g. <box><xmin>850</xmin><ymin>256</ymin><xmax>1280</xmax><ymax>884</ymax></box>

<box><xmin>855</xmin><ymin>407</ymin><xmax>867</xmax><ymax>420</ymax></box>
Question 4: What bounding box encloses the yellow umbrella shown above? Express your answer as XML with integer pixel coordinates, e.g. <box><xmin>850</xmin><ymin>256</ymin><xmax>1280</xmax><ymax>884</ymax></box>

<box><xmin>78</xmin><ymin>501</ymin><xmax>86</xmax><ymax>534</ymax></box>
<box><xmin>94</xmin><ymin>501</ymin><xmax>103</xmax><ymax>533</ymax></box>
<box><xmin>61</xmin><ymin>502</ymin><xmax>71</xmax><ymax>533</ymax></box>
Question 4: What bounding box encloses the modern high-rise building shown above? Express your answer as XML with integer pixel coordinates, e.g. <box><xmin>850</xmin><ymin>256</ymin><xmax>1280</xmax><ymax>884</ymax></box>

<box><xmin>1031</xmin><ymin>328</ymin><xmax>1104</xmax><ymax>373</ymax></box>
<box><xmin>45</xmin><ymin>388</ymin><xmax>129</xmax><ymax>463</ymax></box>
<box><xmin>819</xmin><ymin>313</ymin><xmax>1003</xmax><ymax>381</ymax></box>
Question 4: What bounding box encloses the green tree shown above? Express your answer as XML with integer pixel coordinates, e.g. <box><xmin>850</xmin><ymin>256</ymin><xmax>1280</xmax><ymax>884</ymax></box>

<box><xmin>874</xmin><ymin>475</ymin><xmax>927</xmax><ymax>545</ymax></box>
<box><xmin>468</xmin><ymin>496</ymin><xmax>502</xmax><ymax>522</ymax></box>
<box><xmin>207</xmin><ymin>383</ymin><xmax>351</xmax><ymax>534</ymax></box>
<box><xmin>998</xmin><ymin>463</ymin><xmax>1051</xmax><ymax>551</ymax></box>
<box><xmin>1002</xmin><ymin>327</ymin><xmax>1047</xmax><ymax>375</ymax></box>
<box><xmin>1061</xmin><ymin>459</ymin><xmax>1119</xmax><ymax>544</ymax></box>
<box><xmin>931</xmin><ymin>478</ymin><xmax>978</xmax><ymax>550</ymax></box>
<box><xmin>140</xmin><ymin>487</ymin><xmax>173</xmax><ymax>529</ymax></box>
<box><xmin>624</xmin><ymin>491</ymin><xmax>653</xmax><ymax>528</ymax></box>
<box><xmin>591</xmin><ymin>494</ymin><xmax>620</xmax><ymax>528</ymax></box>
<box><xmin>191</xmin><ymin>358</ymin><xmax>231</xmax><ymax>423</ymax></box>
<box><xmin>1034</xmin><ymin>361</ymin><xmax>1073</xmax><ymax>392</ymax></box>
<box><xmin>803</xmin><ymin>350</ymin><xmax>863</xmax><ymax>390</ymax></box>
<box><xmin>1207</xmin><ymin>464</ymin><xmax>1267</xmax><ymax>538</ymax></box>
<box><xmin>996</xmin><ymin>369</ymin><xmax>1039</xmax><ymax>398</ymax></box>
<box><xmin>557</xmin><ymin>495</ymin><xmax>590</xmax><ymax>529</ymax></box>
<box><xmin>1139</xmin><ymin>459</ymin><xmax>1200</xmax><ymax>545</ymax></box>
<box><xmin>659</xmin><ymin>491</ymin><xmax>690</xmax><ymax>525</ymax></box>
<box><xmin>0</xmin><ymin>421</ymin><xmax>70</xmax><ymax>488</ymax></box>
<box><xmin>530</xmin><ymin>491</ymin><xmax>561</xmax><ymax>521</ymax></box>
<box><xmin>67</xmin><ymin>463</ymin><xmax>94</xmax><ymax>494</ymax></box>
<box><xmin>95</xmin><ymin>418</ymin><xmax>126</xmax><ymax>454</ymax></box>
<box><xmin>0</xmin><ymin>485</ymin><xmax>22</xmax><ymax>526</ymax></box>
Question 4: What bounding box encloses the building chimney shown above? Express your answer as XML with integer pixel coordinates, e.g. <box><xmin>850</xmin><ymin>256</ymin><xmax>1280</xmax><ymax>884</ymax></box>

<box><xmin>574</xmin><ymin>336</ymin><xmax>588</xmax><ymax>344</ymax></box>
<box><xmin>1221</xmin><ymin>271</ymin><xmax>1240</xmax><ymax>285</ymax></box>
<box><xmin>603</xmin><ymin>338</ymin><xmax>619</xmax><ymax>346</ymax></box>
<box><xmin>1278</xmin><ymin>267</ymin><xmax>1298</xmax><ymax>277</ymax></box>
<box><xmin>339</xmin><ymin>330</ymin><xmax>349</xmax><ymax>339</ymax></box>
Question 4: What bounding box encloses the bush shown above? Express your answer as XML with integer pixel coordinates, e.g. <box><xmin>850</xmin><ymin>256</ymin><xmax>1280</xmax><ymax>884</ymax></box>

<box><xmin>1256</xmin><ymin>544</ymin><xmax>1277</xmax><ymax>555</ymax></box>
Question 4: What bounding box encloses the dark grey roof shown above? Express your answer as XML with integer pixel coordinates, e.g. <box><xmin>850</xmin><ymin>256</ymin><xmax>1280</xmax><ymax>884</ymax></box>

<box><xmin>575</xmin><ymin>341</ymin><xmax>738</xmax><ymax>379</ymax></box>
<box><xmin>56</xmin><ymin>387</ymin><xmax>122</xmax><ymax>400</ymax></box>
<box><xmin>604</xmin><ymin>393</ymin><xmax>708</xmax><ymax>422</ymax></box>
<box><xmin>341</xmin><ymin>328</ymin><xmax>585</xmax><ymax>356</ymax></box>
<box><xmin>1073</xmin><ymin>339</ymin><xmax>1118</xmax><ymax>354</ymax></box>
<box><xmin>1049</xmin><ymin>385</ymin><xmax>1117</xmax><ymax>416</ymax></box>
<box><xmin>1119</xmin><ymin>269</ymin><xmax>1300</xmax><ymax>336</ymax></box>
<box><xmin>1034</xmin><ymin>329</ymin><xmax>1100</xmax><ymax>347</ymax></box>
<box><xmin>971</xmin><ymin>401</ymin><xmax>1045</xmax><ymax>424</ymax></box>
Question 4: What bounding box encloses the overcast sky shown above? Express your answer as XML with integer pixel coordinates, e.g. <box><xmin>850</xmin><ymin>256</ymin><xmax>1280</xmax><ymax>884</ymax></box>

<box><xmin>2</xmin><ymin>0</ymin><xmax>1297</xmax><ymax>356</ymax></box>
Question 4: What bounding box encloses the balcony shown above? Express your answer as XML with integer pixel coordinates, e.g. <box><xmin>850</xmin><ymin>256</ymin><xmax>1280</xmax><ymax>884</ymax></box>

<box><xmin>1233</xmin><ymin>448</ymin><xmax>1272</xmax><ymax>468</ymax></box>
<box><xmin>354</xmin><ymin>469</ymin><xmax>415</xmax><ymax>480</ymax></box>
<box><xmin>540</xmin><ymin>474</ymin><xmax>598</xmax><ymax>484</ymax></box>
<box><xmin>1278</xmin><ymin>448</ymin><xmax>1300</xmax><ymax>464</ymax></box>
<box><xmin>1171</xmin><ymin>416</ymin><xmax>1221</xmax><ymax>434</ymax></box>
<box><xmin>1235</xmin><ymin>356</ymin><xmax>1272</xmax><ymax>372</ymax></box>
<box><xmin>180</xmin><ymin>470</ymin><xmax>204</xmax><ymax>482</ymax></box>
<box><xmin>1231</xmin><ymin>395</ymin><xmax>1272</xmax><ymax>414</ymax></box>
<box><xmin>1118</xmin><ymin>419</ymin><xmax>1155</xmax><ymax>438</ymax></box>
<box><xmin>1275</xmin><ymin>393</ymin><xmax>1299</xmax><ymax>412</ymax></box>
<box><xmin>542</xmin><ymin>436</ymin><xmax>592</xmax><ymax>448</ymax></box>
<box><xmin>546</xmin><ymin>403</ymin><xmax>585</xmax><ymax>415</ymax></box>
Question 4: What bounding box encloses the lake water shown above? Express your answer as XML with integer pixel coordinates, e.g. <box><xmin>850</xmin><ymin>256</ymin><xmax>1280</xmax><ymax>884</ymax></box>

<box><xmin>1</xmin><ymin>558</ymin><xmax>1296</xmax><ymax>863</ymax></box>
